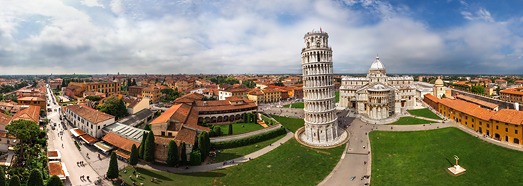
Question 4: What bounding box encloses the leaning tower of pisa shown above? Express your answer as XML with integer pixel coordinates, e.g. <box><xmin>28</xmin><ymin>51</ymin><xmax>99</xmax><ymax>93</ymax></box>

<box><xmin>299</xmin><ymin>29</ymin><xmax>346</xmax><ymax>147</ymax></box>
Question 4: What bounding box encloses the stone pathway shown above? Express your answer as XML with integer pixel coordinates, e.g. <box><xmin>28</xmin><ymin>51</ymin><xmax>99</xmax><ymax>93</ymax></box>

<box><xmin>257</xmin><ymin>119</ymin><xmax>269</xmax><ymax>128</ymax></box>
<box><xmin>137</xmin><ymin>132</ymin><xmax>294</xmax><ymax>173</ymax></box>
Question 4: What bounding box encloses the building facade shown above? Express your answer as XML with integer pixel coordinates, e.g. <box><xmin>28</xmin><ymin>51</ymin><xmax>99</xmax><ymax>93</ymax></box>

<box><xmin>64</xmin><ymin>105</ymin><xmax>115</xmax><ymax>138</ymax></box>
<box><xmin>300</xmin><ymin>30</ymin><xmax>342</xmax><ymax>146</ymax></box>
<box><xmin>500</xmin><ymin>87</ymin><xmax>523</xmax><ymax>105</ymax></box>
<box><xmin>339</xmin><ymin>57</ymin><xmax>416</xmax><ymax>120</ymax></box>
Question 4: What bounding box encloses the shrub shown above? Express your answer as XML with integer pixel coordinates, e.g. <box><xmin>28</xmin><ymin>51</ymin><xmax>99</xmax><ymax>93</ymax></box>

<box><xmin>212</xmin><ymin>127</ymin><xmax>286</xmax><ymax>149</ymax></box>
<box><xmin>74</xmin><ymin>140</ymin><xmax>81</xmax><ymax>151</ymax></box>
<box><xmin>189</xmin><ymin>150</ymin><xmax>202</xmax><ymax>166</ymax></box>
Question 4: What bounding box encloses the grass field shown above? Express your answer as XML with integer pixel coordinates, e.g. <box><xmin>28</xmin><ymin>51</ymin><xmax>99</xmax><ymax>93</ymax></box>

<box><xmin>392</xmin><ymin>117</ymin><xmax>434</xmax><ymax>125</ymax></box>
<box><xmin>121</xmin><ymin>139</ymin><xmax>344</xmax><ymax>186</ymax></box>
<box><xmin>215</xmin><ymin>123</ymin><xmax>264</xmax><ymax>135</ymax></box>
<box><xmin>283</xmin><ymin>102</ymin><xmax>304</xmax><ymax>108</ymax></box>
<box><xmin>370</xmin><ymin>128</ymin><xmax>523</xmax><ymax>185</ymax></box>
<box><xmin>335</xmin><ymin>91</ymin><xmax>339</xmax><ymax>103</ymax></box>
<box><xmin>271</xmin><ymin>115</ymin><xmax>304</xmax><ymax>132</ymax></box>
<box><xmin>213</xmin><ymin>133</ymin><xmax>286</xmax><ymax>162</ymax></box>
<box><xmin>407</xmin><ymin>108</ymin><xmax>442</xmax><ymax>120</ymax></box>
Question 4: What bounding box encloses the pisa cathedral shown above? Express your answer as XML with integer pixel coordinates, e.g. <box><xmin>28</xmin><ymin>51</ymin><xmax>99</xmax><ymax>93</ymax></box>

<box><xmin>339</xmin><ymin>57</ymin><xmax>416</xmax><ymax>120</ymax></box>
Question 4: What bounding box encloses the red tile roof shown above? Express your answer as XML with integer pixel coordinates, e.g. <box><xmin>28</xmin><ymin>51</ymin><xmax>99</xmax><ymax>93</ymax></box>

<box><xmin>66</xmin><ymin>105</ymin><xmax>115</xmax><ymax>124</ymax></box>
<box><xmin>491</xmin><ymin>109</ymin><xmax>523</xmax><ymax>125</ymax></box>
<box><xmin>48</xmin><ymin>162</ymin><xmax>65</xmax><ymax>177</ymax></box>
<box><xmin>439</xmin><ymin>98</ymin><xmax>495</xmax><ymax>121</ymax></box>
<box><xmin>102</xmin><ymin>132</ymin><xmax>140</xmax><ymax>152</ymax></box>
<box><xmin>424</xmin><ymin>94</ymin><xmax>439</xmax><ymax>103</ymax></box>
<box><xmin>456</xmin><ymin>94</ymin><xmax>498</xmax><ymax>110</ymax></box>
<box><xmin>12</xmin><ymin>105</ymin><xmax>40</xmax><ymax>123</ymax></box>
<box><xmin>0</xmin><ymin>112</ymin><xmax>12</xmax><ymax>129</ymax></box>
<box><xmin>174</xmin><ymin>128</ymin><xmax>196</xmax><ymax>145</ymax></box>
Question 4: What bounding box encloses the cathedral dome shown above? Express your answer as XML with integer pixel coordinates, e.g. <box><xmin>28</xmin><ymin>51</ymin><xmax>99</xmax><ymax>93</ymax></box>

<box><xmin>435</xmin><ymin>78</ymin><xmax>443</xmax><ymax>86</ymax></box>
<box><xmin>369</xmin><ymin>56</ymin><xmax>385</xmax><ymax>70</ymax></box>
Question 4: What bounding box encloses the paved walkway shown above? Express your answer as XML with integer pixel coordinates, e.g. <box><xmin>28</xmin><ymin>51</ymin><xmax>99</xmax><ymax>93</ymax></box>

<box><xmin>137</xmin><ymin>132</ymin><xmax>294</xmax><ymax>173</ymax></box>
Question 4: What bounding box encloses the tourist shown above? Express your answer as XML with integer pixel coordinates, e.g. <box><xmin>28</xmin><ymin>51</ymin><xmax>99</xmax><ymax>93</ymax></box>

<box><xmin>87</xmin><ymin>176</ymin><xmax>90</xmax><ymax>180</ymax></box>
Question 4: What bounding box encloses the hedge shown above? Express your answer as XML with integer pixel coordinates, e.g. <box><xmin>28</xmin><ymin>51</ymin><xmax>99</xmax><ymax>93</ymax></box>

<box><xmin>212</xmin><ymin>127</ymin><xmax>287</xmax><ymax>149</ymax></box>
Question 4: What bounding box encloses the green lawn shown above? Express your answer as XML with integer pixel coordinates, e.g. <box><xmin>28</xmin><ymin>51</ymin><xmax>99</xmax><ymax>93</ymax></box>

<box><xmin>335</xmin><ymin>91</ymin><xmax>339</xmax><ymax>103</ymax></box>
<box><xmin>283</xmin><ymin>102</ymin><xmax>304</xmax><ymax>108</ymax></box>
<box><xmin>391</xmin><ymin>117</ymin><xmax>434</xmax><ymax>125</ymax></box>
<box><xmin>120</xmin><ymin>139</ymin><xmax>344</xmax><ymax>186</ymax></box>
<box><xmin>215</xmin><ymin>123</ymin><xmax>264</xmax><ymax>135</ymax></box>
<box><xmin>407</xmin><ymin>108</ymin><xmax>442</xmax><ymax>120</ymax></box>
<box><xmin>271</xmin><ymin>115</ymin><xmax>304</xmax><ymax>132</ymax></box>
<box><xmin>213</xmin><ymin>133</ymin><xmax>286</xmax><ymax>162</ymax></box>
<box><xmin>370</xmin><ymin>128</ymin><xmax>523</xmax><ymax>185</ymax></box>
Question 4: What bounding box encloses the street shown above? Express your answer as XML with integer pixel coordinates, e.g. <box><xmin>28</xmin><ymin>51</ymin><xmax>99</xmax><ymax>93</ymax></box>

<box><xmin>45</xmin><ymin>84</ymin><xmax>104</xmax><ymax>186</ymax></box>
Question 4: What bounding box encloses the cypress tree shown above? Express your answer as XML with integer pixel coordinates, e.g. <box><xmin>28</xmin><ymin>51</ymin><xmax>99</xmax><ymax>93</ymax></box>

<box><xmin>0</xmin><ymin>166</ymin><xmax>5</xmax><ymax>186</ymax></box>
<box><xmin>8</xmin><ymin>175</ymin><xmax>20</xmax><ymax>186</ymax></box>
<box><xmin>106</xmin><ymin>152</ymin><xmax>119</xmax><ymax>179</ymax></box>
<box><xmin>144</xmin><ymin>131</ymin><xmax>156</xmax><ymax>162</ymax></box>
<box><xmin>214</xmin><ymin>127</ymin><xmax>222</xmax><ymax>136</ymax></box>
<box><xmin>180</xmin><ymin>142</ymin><xmax>187</xmax><ymax>165</ymax></box>
<box><xmin>143</xmin><ymin>124</ymin><xmax>151</xmax><ymax>131</ymax></box>
<box><xmin>46</xmin><ymin>175</ymin><xmax>63</xmax><ymax>186</ymax></box>
<box><xmin>139</xmin><ymin>131</ymin><xmax>147</xmax><ymax>159</ymax></box>
<box><xmin>129</xmin><ymin>144</ymin><xmax>139</xmax><ymax>166</ymax></box>
<box><xmin>228</xmin><ymin>124</ymin><xmax>233</xmax><ymax>135</ymax></box>
<box><xmin>204</xmin><ymin>132</ymin><xmax>211</xmax><ymax>157</ymax></box>
<box><xmin>27</xmin><ymin>169</ymin><xmax>44</xmax><ymax>186</ymax></box>
<box><xmin>166</xmin><ymin>140</ymin><xmax>179</xmax><ymax>167</ymax></box>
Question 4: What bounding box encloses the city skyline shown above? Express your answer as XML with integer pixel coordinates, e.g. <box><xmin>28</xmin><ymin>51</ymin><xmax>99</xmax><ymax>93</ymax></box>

<box><xmin>2</xmin><ymin>0</ymin><xmax>523</xmax><ymax>75</ymax></box>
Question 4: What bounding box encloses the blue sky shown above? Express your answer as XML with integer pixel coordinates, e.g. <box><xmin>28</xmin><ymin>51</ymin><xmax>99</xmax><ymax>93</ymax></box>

<box><xmin>1</xmin><ymin>0</ymin><xmax>523</xmax><ymax>75</ymax></box>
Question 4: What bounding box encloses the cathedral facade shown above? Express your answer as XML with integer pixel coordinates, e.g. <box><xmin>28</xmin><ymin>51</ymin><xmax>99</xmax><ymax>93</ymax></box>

<box><xmin>339</xmin><ymin>57</ymin><xmax>416</xmax><ymax>120</ymax></box>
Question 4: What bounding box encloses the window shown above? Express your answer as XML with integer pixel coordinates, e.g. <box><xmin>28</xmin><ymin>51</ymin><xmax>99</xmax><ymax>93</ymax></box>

<box><xmin>516</xmin><ymin>130</ymin><xmax>519</xmax><ymax>134</ymax></box>
<box><xmin>161</xmin><ymin>131</ymin><xmax>165</xmax><ymax>136</ymax></box>
<box><xmin>496</xmin><ymin>126</ymin><xmax>499</xmax><ymax>129</ymax></box>
<box><xmin>506</xmin><ymin>128</ymin><xmax>508</xmax><ymax>132</ymax></box>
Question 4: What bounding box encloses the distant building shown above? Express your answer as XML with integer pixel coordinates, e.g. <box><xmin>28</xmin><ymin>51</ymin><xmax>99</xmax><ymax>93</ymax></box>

<box><xmin>218</xmin><ymin>85</ymin><xmax>249</xmax><ymax>100</ymax></box>
<box><xmin>500</xmin><ymin>87</ymin><xmax>523</xmax><ymax>105</ymax></box>
<box><xmin>128</xmin><ymin>86</ymin><xmax>144</xmax><ymax>97</ymax></box>
<box><xmin>123</xmin><ymin>97</ymin><xmax>150</xmax><ymax>115</ymax></box>
<box><xmin>17</xmin><ymin>97</ymin><xmax>46</xmax><ymax>108</ymax></box>
<box><xmin>66</xmin><ymin>82</ymin><xmax>121</xmax><ymax>98</ymax></box>
<box><xmin>141</xmin><ymin>86</ymin><xmax>161</xmax><ymax>103</ymax></box>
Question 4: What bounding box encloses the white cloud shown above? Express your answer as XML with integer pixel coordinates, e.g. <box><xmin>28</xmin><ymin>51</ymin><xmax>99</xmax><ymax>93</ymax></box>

<box><xmin>0</xmin><ymin>0</ymin><xmax>522</xmax><ymax>75</ymax></box>
<box><xmin>81</xmin><ymin>0</ymin><xmax>104</xmax><ymax>8</ymax></box>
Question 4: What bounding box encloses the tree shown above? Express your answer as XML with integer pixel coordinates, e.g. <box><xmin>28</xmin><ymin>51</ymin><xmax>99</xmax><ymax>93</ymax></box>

<box><xmin>214</xmin><ymin>127</ymin><xmax>222</xmax><ymax>137</ymax></box>
<box><xmin>106</xmin><ymin>152</ymin><xmax>119</xmax><ymax>179</ymax></box>
<box><xmin>496</xmin><ymin>86</ymin><xmax>501</xmax><ymax>95</ymax></box>
<box><xmin>189</xmin><ymin>150</ymin><xmax>202</xmax><ymax>166</ymax></box>
<box><xmin>143</xmin><ymin>124</ymin><xmax>151</xmax><ymax>131</ymax></box>
<box><xmin>198</xmin><ymin>131</ymin><xmax>210</xmax><ymax>162</ymax></box>
<box><xmin>166</xmin><ymin>140</ymin><xmax>179</xmax><ymax>167</ymax></box>
<box><xmin>6</xmin><ymin>120</ymin><xmax>40</xmax><ymax>143</ymax></box>
<box><xmin>129</xmin><ymin>144</ymin><xmax>139</xmax><ymax>166</ymax></box>
<box><xmin>8</xmin><ymin>175</ymin><xmax>20</xmax><ymax>186</ymax></box>
<box><xmin>85</xmin><ymin>95</ymin><xmax>101</xmax><ymax>102</ymax></box>
<box><xmin>98</xmin><ymin>96</ymin><xmax>128</xmax><ymax>119</ymax></box>
<box><xmin>0</xmin><ymin>166</ymin><xmax>5</xmax><ymax>186</ymax></box>
<box><xmin>180</xmin><ymin>142</ymin><xmax>187</xmax><ymax>165</ymax></box>
<box><xmin>143</xmin><ymin>131</ymin><xmax>156</xmax><ymax>162</ymax></box>
<box><xmin>139</xmin><ymin>131</ymin><xmax>147</xmax><ymax>159</ymax></box>
<box><xmin>46</xmin><ymin>175</ymin><xmax>63</xmax><ymax>186</ymax></box>
<box><xmin>27</xmin><ymin>169</ymin><xmax>44</xmax><ymax>186</ymax></box>
<box><xmin>471</xmin><ymin>85</ymin><xmax>485</xmax><ymax>95</ymax></box>
<box><xmin>228</xmin><ymin>124</ymin><xmax>233</xmax><ymax>135</ymax></box>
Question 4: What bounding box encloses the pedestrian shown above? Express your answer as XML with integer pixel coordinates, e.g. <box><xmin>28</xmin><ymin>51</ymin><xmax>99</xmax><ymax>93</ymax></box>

<box><xmin>87</xmin><ymin>176</ymin><xmax>89</xmax><ymax>180</ymax></box>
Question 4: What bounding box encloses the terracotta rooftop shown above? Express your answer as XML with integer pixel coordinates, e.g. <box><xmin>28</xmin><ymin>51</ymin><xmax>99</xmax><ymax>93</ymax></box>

<box><xmin>80</xmin><ymin>134</ymin><xmax>98</xmax><ymax>144</ymax></box>
<box><xmin>102</xmin><ymin>132</ymin><xmax>140</xmax><ymax>152</ymax></box>
<box><xmin>66</xmin><ymin>105</ymin><xmax>115</xmax><ymax>124</ymax></box>
<box><xmin>500</xmin><ymin>88</ymin><xmax>523</xmax><ymax>96</ymax></box>
<box><xmin>439</xmin><ymin>98</ymin><xmax>496</xmax><ymax>121</ymax></box>
<box><xmin>47</xmin><ymin>151</ymin><xmax>59</xmax><ymax>158</ymax></box>
<box><xmin>18</xmin><ymin>97</ymin><xmax>46</xmax><ymax>101</ymax></box>
<box><xmin>174</xmin><ymin>92</ymin><xmax>204</xmax><ymax>104</ymax></box>
<box><xmin>424</xmin><ymin>94</ymin><xmax>439</xmax><ymax>103</ymax></box>
<box><xmin>174</xmin><ymin>128</ymin><xmax>196</xmax><ymax>145</ymax></box>
<box><xmin>456</xmin><ymin>94</ymin><xmax>498</xmax><ymax>110</ymax></box>
<box><xmin>194</xmin><ymin>99</ymin><xmax>257</xmax><ymax>112</ymax></box>
<box><xmin>12</xmin><ymin>105</ymin><xmax>40</xmax><ymax>123</ymax></box>
<box><xmin>0</xmin><ymin>112</ymin><xmax>12</xmax><ymax>129</ymax></box>
<box><xmin>491</xmin><ymin>109</ymin><xmax>523</xmax><ymax>125</ymax></box>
